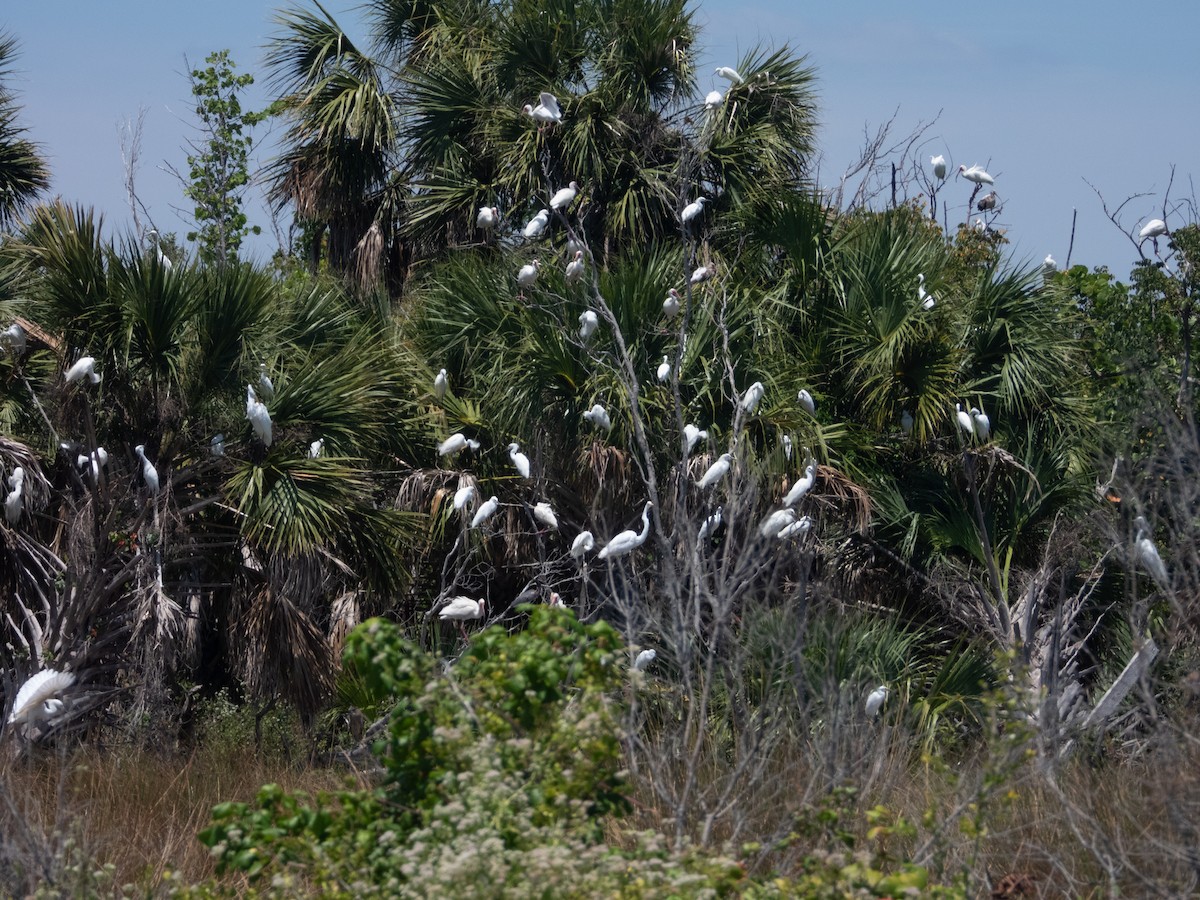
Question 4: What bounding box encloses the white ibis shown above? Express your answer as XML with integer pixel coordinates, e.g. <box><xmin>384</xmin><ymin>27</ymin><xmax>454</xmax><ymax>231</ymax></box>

<box><xmin>135</xmin><ymin>444</ymin><xmax>159</xmax><ymax>495</ymax></box>
<box><xmin>698</xmin><ymin>506</ymin><xmax>723</xmax><ymax>541</ymax></box>
<box><xmin>931</xmin><ymin>155</ymin><xmax>947</xmax><ymax>180</ymax></box>
<box><xmin>681</xmin><ymin>197</ymin><xmax>708</xmax><ymax>223</ymax></box>
<box><xmin>567</xmin><ymin>236</ymin><xmax>584</xmax><ymax>256</ymax></box>
<box><xmin>783</xmin><ymin>462</ymin><xmax>816</xmax><ymax>507</ymax></box>
<box><xmin>6</xmin><ymin>669</ymin><xmax>75</xmax><ymax>728</ymax></box>
<box><xmin>1139</xmin><ymin>219</ymin><xmax>1168</xmax><ymax>240</ymax></box>
<box><xmin>865</xmin><ymin>684</ymin><xmax>889</xmax><ymax>717</ymax></box>
<box><xmin>550</xmin><ymin>181</ymin><xmax>579</xmax><ymax>211</ymax></box>
<box><xmin>64</xmin><ymin>356</ymin><xmax>100</xmax><ymax>385</ymax></box>
<box><xmin>976</xmin><ymin>191</ymin><xmax>998</xmax><ymax>212</ymax></box>
<box><xmin>598</xmin><ymin>501</ymin><xmax>653</xmax><ymax>560</ymax></box>
<box><xmin>532</xmin><ymin>501</ymin><xmax>558</xmax><ymax>530</ymax></box>
<box><xmin>970</xmin><ymin>407</ymin><xmax>991</xmax><ymax>441</ymax></box>
<box><xmin>309</xmin><ymin>438</ymin><xmax>325</xmax><ymax>458</ymax></box>
<box><xmin>704</xmin><ymin>90</ymin><xmax>723</xmax><ymax>110</ymax></box>
<box><xmin>438</xmin><ymin>433</ymin><xmax>480</xmax><ymax>457</ymax></box>
<box><xmin>797</xmin><ymin>389</ymin><xmax>816</xmax><ymax>415</ymax></box>
<box><xmin>633</xmin><ymin>648</ymin><xmax>656</xmax><ymax>671</ymax></box>
<box><xmin>453</xmin><ymin>484</ymin><xmax>475</xmax><ymax>511</ymax></box>
<box><xmin>566</xmin><ymin>250</ymin><xmax>585</xmax><ymax>283</ymax></box>
<box><xmin>517</xmin><ymin>259</ymin><xmax>540</xmax><ymax>289</ymax></box>
<box><xmin>955</xmin><ymin>403</ymin><xmax>974</xmax><ymax>438</ymax></box>
<box><xmin>583</xmin><ymin>403</ymin><xmax>612</xmax><ymax>431</ymax></box>
<box><xmin>434</xmin><ymin>368</ymin><xmax>449</xmax><ymax>401</ymax></box>
<box><xmin>246</xmin><ymin>385</ymin><xmax>273</xmax><ymax>447</ymax></box>
<box><xmin>476</xmin><ymin>206</ymin><xmax>499</xmax><ymax>230</ymax></box>
<box><xmin>547</xmin><ymin>592</ymin><xmax>564</xmax><ymax>608</ymax></box>
<box><xmin>690</xmin><ymin>265</ymin><xmax>712</xmax><ymax>285</ymax></box>
<box><xmin>663</xmin><ymin>289</ymin><xmax>681</xmax><ymax>319</ymax></box>
<box><xmin>2</xmin><ymin>323</ymin><xmax>26</xmax><ymax>355</ymax></box>
<box><xmin>470</xmin><ymin>495</ymin><xmax>500</xmax><ymax>528</ymax></box>
<box><xmin>656</xmin><ymin>355</ymin><xmax>671</xmax><ymax>383</ymax></box>
<box><xmin>684</xmin><ymin>424</ymin><xmax>707</xmax><ymax>455</ymax></box>
<box><xmin>523</xmin><ymin>91</ymin><xmax>563</xmax><ymax>125</ymax></box>
<box><xmin>211</xmin><ymin>434</ymin><xmax>226</xmax><ymax>457</ymax></box>
<box><xmin>4</xmin><ymin>466</ymin><xmax>23</xmax><ymax>525</ymax></box>
<box><xmin>777</xmin><ymin>515</ymin><xmax>812</xmax><ymax>540</ymax></box>
<box><xmin>439</xmin><ymin>596</ymin><xmax>486</xmax><ymax>638</ymax></box>
<box><xmin>508</xmin><ymin>442</ymin><xmax>531</xmax><ymax>479</ymax></box>
<box><xmin>570</xmin><ymin>530</ymin><xmax>595</xmax><ymax>560</ymax></box>
<box><xmin>900</xmin><ymin>410</ymin><xmax>914</xmax><ymax>436</ymax></box>
<box><xmin>523</xmin><ymin>209</ymin><xmax>550</xmax><ymax>239</ymax></box>
<box><xmin>759</xmin><ymin>507</ymin><xmax>797</xmax><ymax>539</ymax></box>
<box><xmin>697</xmin><ymin>453</ymin><xmax>733</xmax><ymax>490</ymax></box>
<box><xmin>579</xmin><ymin>309</ymin><xmax>599</xmax><ymax>340</ymax></box>
<box><xmin>957</xmin><ymin>164</ymin><xmax>994</xmax><ymax>185</ymax></box>
<box><xmin>258</xmin><ymin>364</ymin><xmax>275</xmax><ymax>400</ymax></box>
<box><xmin>741</xmin><ymin>381</ymin><xmax>765</xmax><ymax>413</ymax></box>
<box><xmin>1134</xmin><ymin>516</ymin><xmax>1169</xmax><ymax>587</ymax></box>
<box><xmin>918</xmin><ymin>273</ymin><xmax>935</xmax><ymax>310</ymax></box>
<box><xmin>714</xmin><ymin>66</ymin><xmax>743</xmax><ymax>84</ymax></box>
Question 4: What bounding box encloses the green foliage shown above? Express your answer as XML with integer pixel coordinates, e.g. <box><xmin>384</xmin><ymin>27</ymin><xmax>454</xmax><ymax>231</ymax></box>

<box><xmin>185</xmin><ymin>50</ymin><xmax>265</xmax><ymax>266</ymax></box>
<box><xmin>0</xmin><ymin>32</ymin><xmax>50</xmax><ymax>228</ymax></box>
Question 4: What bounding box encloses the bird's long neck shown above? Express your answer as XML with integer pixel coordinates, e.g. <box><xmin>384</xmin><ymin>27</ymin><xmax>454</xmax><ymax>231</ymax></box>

<box><xmin>636</xmin><ymin>505</ymin><xmax>651</xmax><ymax>544</ymax></box>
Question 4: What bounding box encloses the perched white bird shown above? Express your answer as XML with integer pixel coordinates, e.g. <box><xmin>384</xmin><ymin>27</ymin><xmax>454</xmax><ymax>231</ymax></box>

<box><xmin>681</xmin><ymin>197</ymin><xmax>708</xmax><ymax>223</ymax></box>
<box><xmin>777</xmin><ymin>515</ymin><xmax>813</xmax><ymax>540</ymax></box>
<box><xmin>656</xmin><ymin>355</ymin><xmax>671</xmax><ymax>383</ymax></box>
<box><xmin>533</xmin><ymin>501</ymin><xmax>558</xmax><ymax>530</ymax></box>
<box><xmin>1134</xmin><ymin>517</ymin><xmax>1169</xmax><ymax>586</ymax></box>
<box><xmin>434</xmin><ymin>368</ymin><xmax>449</xmax><ymax>401</ymax></box>
<box><xmin>865</xmin><ymin>684</ymin><xmax>889</xmax><ymax>717</ymax></box>
<box><xmin>633</xmin><ymin>649</ymin><xmax>657</xmax><ymax>672</ymax></box>
<box><xmin>683</xmin><ymin>424</ymin><xmax>707</xmax><ymax>455</ymax></box>
<box><xmin>2</xmin><ymin>323</ymin><xmax>26</xmax><ymax>355</ymax></box>
<box><xmin>970</xmin><ymin>407</ymin><xmax>991</xmax><ymax>441</ymax></box>
<box><xmin>64</xmin><ymin>356</ymin><xmax>100</xmax><ymax>385</ymax></box>
<box><xmin>4</xmin><ymin>466</ymin><xmax>23</xmax><ymax>525</ymax></box>
<box><xmin>698</xmin><ymin>506</ymin><xmax>723</xmax><ymax>541</ymax></box>
<box><xmin>453</xmin><ymin>484</ymin><xmax>476</xmax><ymax>511</ymax></box>
<box><xmin>783</xmin><ymin>463</ymin><xmax>816</xmax><ymax>507</ymax></box>
<box><xmin>759</xmin><ymin>507</ymin><xmax>797</xmax><ymax>539</ymax></box>
<box><xmin>258</xmin><ymin>364</ymin><xmax>275</xmax><ymax>401</ymax></box>
<box><xmin>900</xmin><ymin>410</ymin><xmax>914</xmax><ymax>436</ymax></box>
<box><xmin>976</xmin><ymin>191</ymin><xmax>998</xmax><ymax>212</ymax></box>
<box><xmin>567</xmin><ymin>236</ymin><xmax>584</xmax><ymax>257</ymax></box>
<box><xmin>973</xmin><ymin>217</ymin><xmax>986</xmax><ymax>233</ymax></box>
<box><xmin>309</xmin><ymin>438</ymin><xmax>325</xmax><ymax>458</ymax></box>
<box><xmin>1042</xmin><ymin>254</ymin><xmax>1057</xmax><ymax>276</ymax></box>
<box><xmin>704</xmin><ymin>90</ymin><xmax>723</xmax><ymax>110</ymax></box>
<box><xmin>579</xmin><ymin>309</ymin><xmax>599</xmax><ymax>340</ymax></box>
<box><xmin>508</xmin><ymin>442</ymin><xmax>531</xmax><ymax>479</ymax></box>
<box><xmin>714</xmin><ymin>66</ymin><xmax>743</xmax><ymax>84</ymax></box>
<box><xmin>598</xmin><ymin>501</ymin><xmax>653</xmax><ymax>560</ymax></box>
<box><xmin>663</xmin><ymin>288</ymin><xmax>681</xmax><ymax>319</ymax></box>
<box><xmin>918</xmin><ymin>273</ymin><xmax>935</xmax><ymax>310</ymax></box>
<box><xmin>517</xmin><ymin>259</ymin><xmax>541</xmax><ymax>289</ymax></box>
<box><xmin>476</xmin><ymin>206</ymin><xmax>499</xmax><ymax>230</ymax></box>
<box><xmin>741</xmin><ymin>381</ymin><xmax>765</xmax><ymax>413</ymax></box>
<box><xmin>210</xmin><ymin>434</ymin><xmax>226</xmax><ymax>457</ymax></box>
<box><xmin>583</xmin><ymin>403</ymin><xmax>612</xmax><ymax>431</ymax></box>
<box><xmin>523</xmin><ymin>209</ymin><xmax>550</xmax><ymax>239</ymax></box>
<box><xmin>547</xmin><ymin>591</ymin><xmax>564</xmax><ymax>608</ymax></box>
<box><xmin>781</xmin><ymin>434</ymin><xmax>793</xmax><ymax>460</ymax></box>
<box><xmin>931</xmin><ymin>154</ymin><xmax>947</xmax><ymax>180</ymax></box>
<box><xmin>6</xmin><ymin>669</ymin><xmax>76</xmax><ymax>727</ymax></box>
<box><xmin>135</xmin><ymin>444</ymin><xmax>159</xmax><ymax>495</ymax></box>
<box><xmin>77</xmin><ymin>447</ymin><xmax>109</xmax><ymax>480</ymax></box>
<box><xmin>697</xmin><ymin>453</ymin><xmax>733</xmax><ymax>490</ymax></box>
<box><xmin>797</xmin><ymin>389</ymin><xmax>816</xmax><ymax>415</ymax></box>
<box><xmin>570</xmin><ymin>530</ymin><xmax>595</xmax><ymax>560</ymax></box>
<box><xmin>147</xmin><ymin>230</ymin><xmax>173</xmax><ymax>271</ymax></box>
<box><xmin>246</xmin><ymin>385</ymin><xmax>273</xmax><ymax>447</ymax></box>
<box><xmin>438</xmin><ymin>432</ymin><xmax>480</xmax><ymax>457</ymax></box>
<box><xmin>565</xmin><ymin>250</ymin><xmax>585</xmax><ymax>283</ymax></box>
<box><xmin>439</xmin><ymin>595</ymin><xmax>486</xmax><ymax>626</ymax></box>
<box><xmin>690</xmin><ymin>265</ymin><xmax>712</xmax><ymax>285</ymax></box>
<box><xmin>550</xmin><ymin>181</ymin><xmax>579</xmax><ymax>211</ymax></box>
<box><xmin>1139</xmin><ymin>218</ymin><xmax>1168</xmax><ymax>240</ymax></box>
<box><xmin>955</xmin><ymin>403</ymin><xmax>974</xmax><ymax>438</ymax></box>
<box><xmin>471</xmin><ymin>495</ymin><xmax>500</xmax><ymax>528</ymax></box>
<box><xmin>957</xmin><ymin>164</ymin><xmax>994</xmax><ymax>185</ymax></box>
<box><xmin>523</xmin><ymin>91</ymin><xmax>563</xmax><ymax>125</ymax></box>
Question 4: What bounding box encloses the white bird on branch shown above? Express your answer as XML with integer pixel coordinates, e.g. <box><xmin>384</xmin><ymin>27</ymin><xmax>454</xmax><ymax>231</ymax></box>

<box><xmin>523</xmin><ymin>92</ymin><xmax>563</xmax><ymax>125</ymax></box>
<box><xmin>957</xmin><ymin>164</ymin><xmax>994</xmax><ymax>185</ymax></box>
<box><xmin>439</xmin><ymin>596</ymin><xmax>486</xmax><ymax>638</ymax></box>
<box><xmin>715</xmin><ymin>66</ymin><xmax>743</xmax><ymax>84</ymax></box>
<box><xmin>508</xmin><ymin>442</ymin><xmax>531</xmax><ymax>479</ymax></box>
<box><xmin>258</xmin><ymin>364</ymin><xmax>275</xmax><ymax>401</ymax></box>
<box><xmin>633</xmin><ymin>648</ymin><xmax>657</xmax><ymax>671</ymax></box>
<box><xmin>64</xmin><ymin>356</ymin><xmax>100</xmax><ymax>385</ymax></box>
<box><xmin>434</xmin><ymin>368</ymin><xmax>449</xmax><ymax>402</ymax></box>
<box><xmin>656</xmin><ymin>355</ymin><xmax>671</xmax><ymax>383</ymax></box>
<box><xmin>566</xmin><ymin>250</ymin><xmax>585</xmax><ymax>283</ymax></box>
<box><xmin>663</xmin><ymin>288</ymin><xmax>681</xmax><ymax>319</ymax></box>
<box><xmin>438</xmin><ymin>433</ymin><xmax>480</xmax><ymax>457</ymax></box>
<box><xmin>865</xmin><ymin>684</ymin><xmax>889</xmax><ymax>717</ymax></box>
<box><xmin>1043</xmin><ymin>254</ymin><xmax>1057</xmax><ymax>276</ymax></box>
<box><xmin>309</xmin><ymin>438</ymin><xmax>325</xmax><ymax>458</ymax></box>
<box><xmin>955</xmin><ymin>403</ymin><xmax>975</xmax><ymax>438</ymax></box>
<box><xmin>777</xmin><ymin>515</ymin><xmax>812</xmax><ymax>540</ymax></box>
<box><xmin>976</xmin><ymin>191</ymin><xmax>998</xmax><ymax>212</ymax></box>
<box><xmin>684</xmin><ymin>423</ymin><xmax>707</xmax><ymax>455</ymax></box>
<box><xmin>4</xmin><ymin>466</ymin><xmax>24</xmax><ymax>525</ymax></box>
<box><xmin>931</xmin><ymin>155</ymin><xmax>947</xmax><ymax>180</ymax></box>
<box><xmin>570</xmin><ymin>530</ymin><xmax>595</xmax><ymax>560</ymax></box>
<box><xmin>533</xmin><ymin>501</ymin><xmax>558</xmax><ymax>530</ymax></box>
<box><xmin>598</xmin><ymin>501</ymin><xmax>653</xmax><ymax>560</ymax></box>
<box><xmin>1138</xmin><ymin>218</ymin><xmax>1168</xmax><ymax>240</ymax></box>
<box><xmin>517</xmin><ymin>259</ymin><xmax>541</xmax><ymax>291</ymax></box>
<box><xmin>704</xmin><ymin>90</ymin><xmax>723</xmax><ymax>110</ymax></box>
<box><xmin>135</xmin><ymin>444</ymin><xmax>159</xmax><ymax>495</ymax></box>
<box><xmin>471</xmin><ymin>495</ymin><xmax>500</xmax><ymax>528</ymax></box>
<box><xmin>698</xmin><ymin>506</ymin><xmax>723</xmax><ymax>541</ymax></box>
<box><xmin>970</xmin><ymin>407</ymin><xmax>991</xmax><ymax>441</ymax></box>
<box><xmin>583</xmin><ymin>404</ymin><xmax>612</xmax><ymax>431</ymax></box>
<box><xmin>759</xmin><ymin>507</ymin><xmax>797</xmax><ymax>539</ymax></box>
<box><xmin>1134</xmin><ymin>516</ymin><xmax>1169</xmax><ymax>587</ymax></box>
<box><xmin>6</xmin><ymin>669</ymin><xmax>75</xmax><ymax>728</ymax></box>
<box><xmin>246</xmin><ymin>385</ymin><xmax>273</xmax><ymax>447</ymax></box>
<box><xmin>918</xmin><ymin>273</ymin><xmax>935</xmax><ymax>310</ymax></box>
<box><xmin>476</xmin><ymin>206</ymin><xmax>499</xmax><ymax>230</ymax></box>
<box><xmin>741</xmin><ymin>381</ymin><xmax>765</xmax><ymax>413</ymax></box>
<box><xmin>697</xmin><ymin>453</ymin><xmax>732</xmax><ymax>490</ymax></box>
<box><xmin>783</xmin><ymin>462</ymin><xmax>816</xmax><ymax>507</ymax></box>
<box><xmin>550</xmin><ymin>181</ymin><xmax>579</xmax><ymax>211</ymax></box>
<box><xmin>579</xmin><ymin>309</ymin><xmax>599</xmax><ymax>340</ymax></box>
<box><xmin>681</xmin><ymin>197</ymin><xmax>708</xmax><ymax>223</ymax></box>
<box><xmin>797</xmin><ymin>389</ymin><xmax>816</xmax><ymax>415</ymax></box>
<box><xmin>523</xmin><ymin>209</ymin><xmax>550</xmax><ymax>240</ymax></box>
<box><xmin>690</xmin><ymin>265</ymin><xmax>712</xmax><ymax>285</ymax></box>
<box><xmin>453</xmin><ymin>484</ymin><xmax>475</xmax><ymax>511</ymax></box>
<box><xmin>3</xmin><ymin>323</ymin><xmax>26</xmax><ymax>355</ymax></box>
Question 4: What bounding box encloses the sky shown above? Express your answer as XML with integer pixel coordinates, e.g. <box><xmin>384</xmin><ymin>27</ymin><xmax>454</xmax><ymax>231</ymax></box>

<box><xmin>4</xmin><ymin>1</ymin><xmax>1198</xmax><ymax>276</ymax></box>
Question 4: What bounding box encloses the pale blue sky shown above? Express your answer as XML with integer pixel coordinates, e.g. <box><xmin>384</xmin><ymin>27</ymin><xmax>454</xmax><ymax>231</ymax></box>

<box><xmin>4</xmin><ymin>1</ymin><xmax>1197</xmax><ymax>276</ymax></box>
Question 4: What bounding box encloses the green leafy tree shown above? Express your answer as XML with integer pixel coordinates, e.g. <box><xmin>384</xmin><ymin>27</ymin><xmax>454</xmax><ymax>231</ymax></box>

<box><xmin>0</xmin><ymin>32</ymin><xmax>49</xmax><ymax>228</ymax></box>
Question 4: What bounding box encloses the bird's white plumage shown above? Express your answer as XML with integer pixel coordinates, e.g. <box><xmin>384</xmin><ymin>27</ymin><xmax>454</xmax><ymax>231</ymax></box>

<box><xmin>434</xmin><ymin>368</ymin><xmax>449</xmax><ymax>401</ymax></box>
<box><xmin>246</xmin><ymin>385</ymin><xmax>273</xmax><ymax>447</ymax></box>
<box><xmin>533</xmin><ymin>501</ymin><xmax>558</xmax><ymax>530</ymax></box>
<box><xmin>565</xmin><ymin>250</ymin><xmax>585</xmax><ymax>283</ymax></box>
<box><xmin>439</xmin><ymin>596</ymin><xmax>486</xmax><ymax>622</ymax></box>
<box><xmin>900</xmin><ymin>410</ymin><xmax>914</xmax><ymax>436</ymax></box>
<box><xmin>135</xmin><ymin>444</ymin><xmax>159</xmax><ymax>495</ymax></box>
<box><xmin>955</xmin><ymin>403</ymin><xmax>974</xmax><ymax>437</ymax></box>
<box><xmin>957</xmin><ymin>164</ymin><xmax>994</xmax><ymax>185</ymax></box>
<box><xmin>970</xmin><ymin>408</ymin><xmax>990</xmax><ymax>441</ymax></box>
<box><xmin>2</xmin><ymin>323</ymin><xmax>26</xmax><ymax>355</ymax></box>
<box><xmin>439</xmin><ymin>432</ymin><xmax>478</xmax><ymax>457</ymax></box>
<box><xmin>865</xmin><ymin>684</ymin><xmax>889</xmax><ymax>717</ymax></box>
<box><xmin>476</xmin><ymin>206</ymin><xmax>499</xmax><ymax>230</ymax></box>
<box><xmin>523</xmin><ymin>209</ymin><xmax>550</xmax><ymax>239</ymax></box>
<box><xmin>704</xmin><ymin>90</ymin><xmax>723</xmax><ymax>110</ymax></box>
<box><xmin>583</xmin><ymin>404</ymin><xmax>612</xmax><ymax>431</ymax></box>
<box><xmin>509</xmin><ymin>442</ymin><xmax>531</xmax><ymax>479</ymax></box>
<box><xmin>453</xmin><ymin>484</ymin><xmax>476</xmax><ymax>511</ymax></box>
<box><xmin>8</xmin><ymin>669</ymin><xmax>75</xmax><ymax>726</ymax></box>
<box><xmin>550</xmin><ymin>182</ymin><xmax>579</xmax><ymax>211</ymax></box>
<box><xmin>931</xmin><ymin>154</ymin><xmax>947</xmax><ymax>180</ymax></box>
<box><xmin>598</xmin><ymin>501</ymin><xmax>653</xmax><ymax>560</ymax></box>
<box><xmin>918</xmin><ymin>273</ymin><xmax>935</xmax><ymax>310</ymax></box>
<box><xmin>64</xmin><ymin>356</ymin><xmax>100</xmax><ymax>385</ymax></box>
<box><xmin>797</xmin><ymin>389</ymin><xmax>815</xmax><ymax>415</ymax></box>
<box><xmin>663</xmin><ymin>288</ymin><xmax>681</xmax><ymax>319</ymax></box>
<box><xmin>714</xmin><ymin>66</ymin><xmax>743</xmax><ymax>84</ymax></box>
<box><xmin>1139</xmin><ymin>219</ymin><xmax>1167</xmax><ymax>240</ymax></box>
<box><xmin>697</xmin><ymin>453</ymin><xmax>732</xmax><ymax>490</ymax></box>
<box><xmin>633</xmin><ymin>648</ymin><xmax>657</xmax><ymax>671</ymax></box>
<box><xmin>1042</xmin><ymin>254</ymin><xmax>1057</xmax><ymax>276</ymax></box>
<box><xmin>579</xmin><ymin>309</ymin><xmax>598</xmax><ymax>340</ymax></box>
<box><xmin>759</xmin><ymin>507</ymin><xmax>797</xmax><ymax>539</ymax></box>
<box><xmin>783</xmin><ymin>463</ymin><xmax>816</xmax><ymax>507</ymax></box>
<box><xmin>781</xmin><ymin>434</ymin><xmax>793</xmax><ymax>460</ymax></box>
<box><xmin>309</xmin><ymin>438</ymin><xmax>325</xmax><ymax>458</ymax></box>
<box><xmin>570</xmin><ymin>530</ymin><xmax>595</xmax><ymax>559</ymax></box>
<box><xmin>471</xmin><ymin>495</ymin><xmax>500</xmax><ymax>528</ymax></box>
<box><xmin>690</xmin><ymin>266</ymin><xmax>711</xmax><ymax>285</ymax></box>
<box><xmin>1134</xmin><ymin>517</ymin><xmax>1169</xmax><ymax>586</ymax></box>
<box><xmin>698</xmin><ymin>506</ymin><xmax>723</xmax><ymax>541</ymax></box>
<box><xmin>683</xmin><ymin>424</ymin><xmax>707</xmax><ymax>455</ymax></box>
<box><xmin>777</xmin><ymin>515</ymin><xmax>812</xmax><ymax>540</ymax></box>
<box><xmin>517</xmin><ymin>259</ymin><xmax>540</xmax><ymax>288</ymax></box>
<box><xmin>741</xmin><ymin>381</ymin><xmax>765</xmax><ymax>413</ymax></box>
<box><xmin>524</xmin><ymin>91</ymin><xmax>563</xmax><ymax>124</ymax></box>
<box><xmin>681</xmin><ymin>197</ymin><xmax>708</xmax><ymax>222</ymax></box>
<box><xmin>656</xmin><ymin>356</ymin><xmax>671</xmax><ymax>383</ymax></box>
<box><xmin>258</xmin><ymin>364</ymin><xmax>275</xmax><ymax>401</ymax></box>
<box><xmin>4</xmin><ymin>466</ymin><xmax>23</xmax><ymax>524</ymax></box>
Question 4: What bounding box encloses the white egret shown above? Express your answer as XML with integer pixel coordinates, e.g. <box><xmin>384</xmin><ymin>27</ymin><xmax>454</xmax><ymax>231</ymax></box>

<box><xmin>309</xmin><ymin>438</ymin><xmax>325</xmax><ymax>458</ymax></box>
<box><xmin>523</xmin><ymin>208</ymin><xmax>550</xmax><ymax>239</ymax></box>
<box><xmin>508</xmin><ymin>442</ymin><xmax>531</xmax><ymax>479</ymax></box>
<box><xmin>517</xmin><ymin>259</ymin><xmax>541</xmax><ymax>289</ymax></box>
<box><xmin>570</xmin><ymin>530</ymin><xmax>595</xmax><ymax>560</ymax></box>
<box><xmin>135</xmin><ymin>444</ymin><xmax>159</xmax><ymax>495</ymax></box>
<box><xmin>471</xmin><ymin>495</ymin><xmax>500</xmax><ymax>528</ymax></box>
<box><xmin>4</xmin><ymin>466</ymin><xmax>23</xmax><ymax>525</ymax></box>
<box><xmin>976</xmin><ymin>191</ymin><xmax>998</xmax><ymax>212</ymax></box>
<box><xmin>704</xmin><ymin>90</ymin><xmax>723</xmax><ymax>110</ymax></box>
<box><xmin>533</xmin><ymin>501</ymin><xmax>558</xmax><ymax>530</ymax></box>
<box><xmin>931</xmin><ymin>154</ymin><xmax>947</xmax><ymax>180</ymax></box>
<box><xmin>439</xmin><ymin>596</ymin><xmax>486</xmax><ymax>638</ymax></box>
<box><xmin>579</xmin><ymin>309</ymin><xmax>599</xmax><ymax>340</ymax></box>
<box><xmin>147</xmin><ymin>230</ymin><xmax>173</xmax><ymax>271</ymax></box>
<box><xmin>453</xmin><ymin>484</ymin><xmax>475</xmax><ymax>511</ymax></box>
<box><xmin>865</xmin><ymin>684</ymin><xmax>889</xmax><ymax>717</ymax></box>
<box><xmin>476</xmin><ymin>206</ymin><xmax>499</xmax><ymax>230</ymax></box>
<box><xmin>759</xmin><ymin>507</ymin><xmax>797</xmax><ymax>539</ymax></box>
<box><xmin>955</xmin><ymin>403</ymin><xmax>974</xmax><ymax>438</ymax></box>
<box><xmin>583</xmin><ymin>403</ymin><xmax>612</xmax><ymax>431</ymax></box>
<box><xmin>434</xmin><ymin>368</ymin><xmax>449</xmax><ymax>401</ymax></box>
<box><xmin>258</xmin><ymin>364</ymin><xmax>275</xmax><ymax>400</ymax></box>
<box><xmin>523</xmin><ymin>91</ymin><xmax>563</xmax><ymax>125</ymax></box>
<box><xmin>6</xmin><ymin>669</ymin><xmax>75</xmax><ymax>727</ymax></box>
<box><xmin>77</xmin><ymin>447</ymin><xmax>108</xmax><ymax>481</ymax></box>
<box><xmin>438</xmin><ymin>432</ymin><xmax>480</xmax><ymax>457</ymax></box>
<box><xmin>656</xmin><ymin>355</ymin><xmax>671</xmax><ymax>383</ymax></box>
<box><xmin>598</xmin><ymin>501</ymin><xmax>653</xmax><ymax>560</ymax></box>
<box><xmin>681</xmin><ymin>197</ymin><xmax>708</xmax><ymax>223</ymax></box>
<box><xmin>550</xmin><ymin>181</ymin><xmax>579</xmax><ymax>211</ymax></box>
<box><xmin>2</xmin><ymin>323</ymin><xmax>26</xmax><ymax>355</ymax></box>
<box><xmin>663</xmin><ymin>288</ymin><xmax>681</xmax><ymax>319</ymax></box>
<box><xmin>690</xmin><ymin>265</ymin><xmax>712</xmax><ymax>285</ymax></box>
<box><xmin>633</xmin><ymin>648</ymin><xmax>657</xmax><ymax>671</ymax></box>
<box><xmin>714</xmin><ymin>66</ymin><xmax>743</xmax><ymax>84</ymax></box>
<box><xmin>970</xmin><ymin>407</ymin><xmax>991</xmax><ymax>441</ymax></box>
<box><xmin>698</xmin><ymin>506</ymin><xmax>723</xmax><ymax>541</ymax></box>
<box><xmin>210</xmin><ymin>434</ymin><xmax>226</xmax><ymax>457</ymax></box>
<box><xmin>797</xmin><ymin>389</ymin><xmax>816</xmax><ymax>415</ymax></box>
<box><xmin>777</xmin><ymin>515</ymin><xmax>813</xmax><ymax>540</ymax></box>
<box><xmin>683</xmin><ymin>423</ymin><xmax>707</xmax><ymax>455</ymax></box>
<box><xmin>1134</xmin><ymin>516</ymin><xmax>1169</xmax><ymax>586</ymax></box>
<box><xmin>782</xmin><ymin>434</ymin><xmax>793</xmax><ymax>460</ymax></box>
<box><xmin>1042</xmin><ymin>254</ymin><xmax>1057</xmax><ymax>276</ymax></box>
<box><xmin>918</xmin><ymin>273</ymin><xmax>935</xmax><ymax>310</ymax></box>
<box><xmin>64</xmin><ymin>356</ymin><xmax>100</xmax><ymax>385</ymax></box>
<box><xmin>741</xmin><ymin>381</ymin><xmax>765</xmax><ymax>413</ymax></box>
<box><xmin>1139</xmin><ymin>219</ymin><xmax>1168</xmax><ymax>240</ymax></box>
<box><xmin>900</xmin><ymin>410</ymin><xmax>914</xmax><ymax>436</ymax></box>
<box><xmin>783</xmin><ymin>463</ymin><xmax>816</xmax><ymax>507</ymax></box>
<box><xmin>697</xmin><ymin>453</ymin><xmax>733</xmax><ymax>490</ymax></box>
<box><xmin>565</xmin><ymin>250</ymin><xmax>585</xmax><ymax>283</ymax></box>
<box><xmin>246</xmin><ymin>385</ymin><xmax>273</xmax><ymax>447</ymax></box>
<box><xmin>973</xmin><ymin>217</ymin><xmax>986</xmax><ymax>232</ymax></box>
<box><xmin>957</xmin><ymin>164</ymin><xmax>994</xmax><ymax>185</ymax></box>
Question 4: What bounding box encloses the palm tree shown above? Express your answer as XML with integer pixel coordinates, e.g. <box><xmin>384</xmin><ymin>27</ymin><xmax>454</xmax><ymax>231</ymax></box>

<box><xmin>0</xmin><ymin>33</ymin><xmax>49</xmax><ymax>229</ymax></box>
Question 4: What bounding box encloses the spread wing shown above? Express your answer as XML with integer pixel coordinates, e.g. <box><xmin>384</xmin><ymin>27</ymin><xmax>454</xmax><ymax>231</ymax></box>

<box><xmin>9</xmin><ymin>669</ymin><xmax>75</xmax><ymax>723</ymax></box>
<box><xmin>538</xmin><ymin>92</ymin><xmax>561</xmax><ymax>118</ymax></box>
